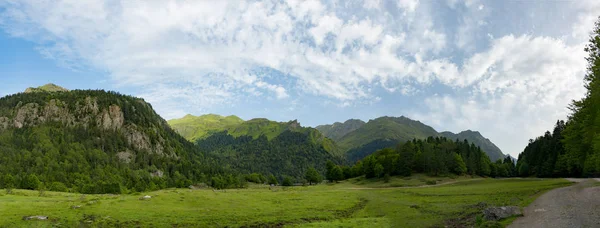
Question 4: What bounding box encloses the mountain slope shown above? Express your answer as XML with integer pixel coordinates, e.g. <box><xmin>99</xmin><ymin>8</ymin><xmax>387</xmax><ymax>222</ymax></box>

<box><xmin>440</xmin><ymin>130</ymin><xmax>505</xmax><ymax>162</ymax></box>
<box><xmin>167</xmin><ymin>114</ymin><xmax>244</xmax><ymax>142</ymax></box>
<box><xmin>316</xmin><ymin>119</ymin><xmax>365</xmax><ymax>141</ymax></box>
<box><xmin>337</xmin><ymin>116</ymin><xmax>439</xmax><ymax>152</ymax></box>
<box><xmin>197</xmin><ymin>130</ymin><xmax>342</xmax><ymax>178</ymax></box>
<box><xmin>169</xmin><ymin>114</ymin><xmax>341</xmax><ymax>177</ymax></box>
<box><xmin>169</xmin><ymin>114</ymin><xmax>340</xmax><ymax>156</ymax></box>
<box><xmin>0</xmin><ymin>87</ymin><xmax>225</xmax><ymax>193</ymax></box>
<box><xmin>319</xmin><ymin>116</ymin><xmax>506</xmax><ymax>162</ymax></box>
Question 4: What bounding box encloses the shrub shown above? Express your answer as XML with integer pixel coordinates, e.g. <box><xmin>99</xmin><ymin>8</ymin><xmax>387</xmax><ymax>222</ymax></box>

<box><xmin>49</xmin><ymin>182</ymin><xmax>69</xmax><ymax>192</ymax></box>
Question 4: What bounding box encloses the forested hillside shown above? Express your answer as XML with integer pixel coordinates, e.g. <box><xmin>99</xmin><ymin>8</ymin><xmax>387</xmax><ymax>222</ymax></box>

<box><xmin>197</xmin><ymin>131</ymin><xmax>341</xmax><ymax>179</ymax></box>
<box><xmin>0</xmin><ymin>86</ymin><xmax>230</xmax><ymax>193</ymax></box>
<box><xmin>440</xmin><ymin>130</ymin><xmax>505</xmax><ymax>162</ymax></box>
<box><xmin>332</xmin><ymin>137</ymin><xmax>516</xmax><ymax>181</ymax></box>
<box><xmin>318</xmin><ymin>116</ymin><xmax>506</xmax><ymax>162</ymax></box>
<box><xmin>168</xmin><ymin>114</ymin><xmax>342</xmax><ymax>178</ymax></box>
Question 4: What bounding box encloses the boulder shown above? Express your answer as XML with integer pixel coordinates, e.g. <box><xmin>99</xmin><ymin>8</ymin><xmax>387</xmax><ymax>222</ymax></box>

<box><xmin>483</xmin><ymin>206</ymin><xmax>522</xmax><ymax>220</ymax></box>
<box><xmin>23</xmin><ymin>216</ymin><xmax>48</xmax><ymax>221</ymax></box>
<box><xmin>140</xmin><ymin>195</ymin><xmax>152</xmax><ymax>200</ymax></box>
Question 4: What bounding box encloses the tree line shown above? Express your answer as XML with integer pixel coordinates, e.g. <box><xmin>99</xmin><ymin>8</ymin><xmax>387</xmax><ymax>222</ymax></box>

<box><xmin>325</xmin><ymin>137</ymin><xmax>516</xmax><ymax>182</ymax></box>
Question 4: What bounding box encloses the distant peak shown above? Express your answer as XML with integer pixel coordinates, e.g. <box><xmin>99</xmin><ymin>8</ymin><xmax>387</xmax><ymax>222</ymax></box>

<box><xmin>459</xmin><ymin>130</ymin><xmax>481</xmax><ymax>135</ymax></box>
<box><xmin>25</xmin><ymin>83</ymin><xmax>69</xmax><ymax>93</ymax></box>
<box><xmin>344</xmin><ymin>119</ymin><xmax>366</xmax><ymax>124</ymax></box>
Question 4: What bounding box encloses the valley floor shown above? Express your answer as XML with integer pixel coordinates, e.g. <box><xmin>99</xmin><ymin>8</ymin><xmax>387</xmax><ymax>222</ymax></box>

<box><xmin>0</xmin><ymin>176</ymin><xmax>573</xmax><ymax>228</ymax></box>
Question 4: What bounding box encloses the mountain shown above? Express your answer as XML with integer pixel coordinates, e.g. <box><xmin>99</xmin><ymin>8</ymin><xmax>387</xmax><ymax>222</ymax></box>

<box><xmin>440</xmin><ymin>130</ymin><xmax>505</xmax><ymax>162</ymax></box>
<box><xmin>169</xmin><ymin>114</ymin><xmax>341</xmax><ymax>177</ymax></box>
<box><xmin>24</xmin><ymin>83</ymin><xmax>69</xmax><ymax>93</ymax></box>
<box><xmin>0</xmin><ymin>86</ymin><xmax>226</xmax><ymax>193</ymax></box>
<box><xmin>169</xmin><ymin>114</ymin><xmax>339</xmax><ymax>154</ymax></box>
<box><xmin>318</xmin><ymin>116</ymin><xmax>506</xmax><ymax>162</ymax></box>
<box><xmin>167</xmin><ymin>114</ymin><xmax>244</xmax><ymax>142</ymax></box>
<box><xmin>315</xmin><ymin>119</ymin><xmax>365</xmax><ymax>141</ymax></box>
<box><xmin>337</xmin><ymin>116</ymin><xmax>439</xmax><ymax>151</ymax></box>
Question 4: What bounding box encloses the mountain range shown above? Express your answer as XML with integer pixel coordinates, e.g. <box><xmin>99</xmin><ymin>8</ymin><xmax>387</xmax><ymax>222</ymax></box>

<box><xmin>169</xmin><ymin>114</ymin><xmax>506</xmax><ymax>164</ymax></box>
<box><xmin>0</xmin><ymin>84</ymin><xmax>507</xmax><ymax>193</ymax></box>
<box><xmin>316</xmin><ymin>116</ymin><xmax>506</xmax><ymax>162</ymax></box>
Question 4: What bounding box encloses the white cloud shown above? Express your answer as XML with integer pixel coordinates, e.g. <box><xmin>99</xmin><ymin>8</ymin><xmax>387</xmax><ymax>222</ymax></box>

<box><xmin>397</xmin><ymin>0</ymin><xmax>420</xmax><ymax>14</ymax></box>
<box><xmin>0</xmin><ymin>0</ymin><xmax>598</xmax><ymax>156</ymax></box>
<box><xmin>454</xmin><ymin>0</ymin><xmax>489</xmax><ymax>52</ymax></box>
<box><xmin>0</xmin><ymin>0</ymin><xmax>444</xmax><ymax>103</ymax></box>
<box><xmin>410</xmin><ymin>34</ymin><xmax>587</xmax><ymax>156</ymax></box>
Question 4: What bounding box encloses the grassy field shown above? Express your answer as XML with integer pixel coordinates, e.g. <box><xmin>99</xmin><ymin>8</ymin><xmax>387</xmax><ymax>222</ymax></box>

<box><xmin>0</xmin><ymin>177</ymin><xmax>572</xmax><ymax>228</ymax></box>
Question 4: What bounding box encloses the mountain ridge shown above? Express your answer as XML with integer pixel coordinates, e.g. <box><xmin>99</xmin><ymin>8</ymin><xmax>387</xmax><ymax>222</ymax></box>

<box><xmin>168</xmin><ymin>114</ymin><xmax>341</xmax><ymax>157</ymax></box>
<box><xmin>0</xmin><ymin>86</ymin><xmax>227</xmax><ymax>193</ymax></box>
<box><xmin>317</xmin><ymin>116</ymin><xmax>506</xmax><ymax>162</ymax></box>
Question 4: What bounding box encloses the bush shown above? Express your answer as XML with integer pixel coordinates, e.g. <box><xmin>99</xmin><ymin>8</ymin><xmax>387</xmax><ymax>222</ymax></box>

<box><xmin>425</xmin><ymin>180</ymin><xmax>437</xmax><ymax>185</ymax></box>
<box><xmin>383</xmin><ymin>174</ymin><xmax>391</xmax><ymax>183</ymax></box>
<box><xmin>282</xmin><ymin>176</ymin><xmax>294</xmax><ymax>186</ymax></box>
<box><xmin>49</xmin><ymin>182</ymin><xmax>69</xmax><ymax>192</ymax></box>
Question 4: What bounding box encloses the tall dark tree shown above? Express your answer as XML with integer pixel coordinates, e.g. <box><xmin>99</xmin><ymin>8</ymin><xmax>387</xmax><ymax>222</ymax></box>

<box><xmin>562</xmin><ymin>16</ymin><xmax>600</xmax><ymax>177</ymax></box>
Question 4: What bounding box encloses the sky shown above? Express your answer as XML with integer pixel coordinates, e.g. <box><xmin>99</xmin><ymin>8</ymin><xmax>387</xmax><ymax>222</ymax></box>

<box><xmin>1</xmin><ymin>0</ymin><xmax>599</xmax><ymax>157</ymax></box>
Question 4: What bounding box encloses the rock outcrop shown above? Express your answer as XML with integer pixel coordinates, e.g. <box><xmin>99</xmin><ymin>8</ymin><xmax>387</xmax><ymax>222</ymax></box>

<box><xmin>483</xmin><ymin>206</ymin><xmax>522</xmax><ymax>221</ymax></box>
<box><xmin>0</xmin><ymin>95</ymin><xmax>174</xmax><ymax>158</ymax></box>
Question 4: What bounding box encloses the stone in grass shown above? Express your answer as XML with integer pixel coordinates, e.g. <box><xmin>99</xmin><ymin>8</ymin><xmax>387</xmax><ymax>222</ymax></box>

<box><xmin>71</xmin><ymin>205</ymin><xmax>82</xmax><ymax>209</ymax></box>
<box><xmin>22</xmin><ymin>216</ymin><xmax>48</xmax><ymax>221</ymax></box>
<box><xmin>483</xmin><ymin>206</ymin><xmax>522</xmax><ymax>221</ymax></box>
<box><xmin>139</xmin><ymin>195</ymin><xmax>152</xmax><ymax>200</ymax></box>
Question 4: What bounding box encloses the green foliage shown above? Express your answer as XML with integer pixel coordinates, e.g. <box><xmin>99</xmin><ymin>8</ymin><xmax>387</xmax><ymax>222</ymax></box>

<box><xmin>318</xmin><ymin>116</ymin><xmax>505</xmax><ymax>163</ymax></box>
<box><xmin>23</xmin><ymin>174</ymin><xmax>40</xmax><ymax>190</ymax></box>
<box><xmin>267</xmin><ymin>174</ymin><xmax>278</xmax><ymax>185</ymax></box>
<box><xmin>305</xmin><ymin>167</ymin><xmax>322</xmax><ymax>185</ymax></box>
<box><xmin>337</xmin><ymin>116</ymin><xmax>439</xmax><ymax>154</ymax></box>
<box><xmin>282</xmin><ymin>176</ymin><xmax>294</xmax><ymax>186</ymax></box>
<box><xmin>245</xmin><ymin>173</ymin><xmax>266</xmax><ymax>184</ymax></box>
<box><xmin>325</xmin><ymin>161</ymin><xmax>345</xmax><ymax>182</ymax></box>
<box><xmin>344</xmin><ymin>137</ymin><xmax>500</xmax><ymax>180</ymax></box>
<box><xmin>0</xmin><ymin>178</ymin><xmax>570</xmax><ymax>227</ymax></box>
<box><xmin>48</xmin><ymin>182</ymin><xmax>68</xmax><ymax>192</ymax></box>
<box><xmin>315</xmin><ymin>119</ymin><xmax>365</xmax><ymax>141</ymax></box>
<box><xmin>167</xmin><ymin>114</ymin><xmax>244</xmax><ymax>142</ymax></box>
<box><xmin>24</xmin><ymin>83</ymin><xmax>69</xmax><ymax>93</ymax></box>
<box><xmin>170</xmin><ymin>114</ymin><xmax>342</xmax><ymax>155</ymax></box>
<box><xmin>518</xmin><ymin>120</ymin><xmax>571</xmax><ymax>177</ymax></box>
<box><xmin>557</xmin><ymin>17</ymin><xmax>600</xmax><ymax>178</ymax></box>
<box><xmin>441</xmin><ymin>130</ymin><xmax>506</xmax><ymax>163</ymax></box>
<box><xmin>0</xmin><ymin>89</ymin><xmax>238</xmax><ymax>193</ymax></box>
<box><xmin>197</xmin><ymin>131</ymin><xmax>340</xmax><ymax>179</ymax></box>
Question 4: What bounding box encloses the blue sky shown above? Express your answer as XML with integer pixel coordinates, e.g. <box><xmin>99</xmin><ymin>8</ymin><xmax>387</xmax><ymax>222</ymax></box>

<box><xmin>1</xmin><ymin>0</ymin><xmax>599</xmax><ymax>157</ymax></box>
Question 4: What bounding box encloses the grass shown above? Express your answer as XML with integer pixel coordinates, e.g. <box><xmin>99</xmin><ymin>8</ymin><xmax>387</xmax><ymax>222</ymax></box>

<box><xmin>0</xmin><ymin>177</ymin><xmax>572</xmax><ymax>228</ymax></box>
<box><xmin>343</xmin><ymin>174</ymin><xmax>474</xmax><ymax>188</ymax></box>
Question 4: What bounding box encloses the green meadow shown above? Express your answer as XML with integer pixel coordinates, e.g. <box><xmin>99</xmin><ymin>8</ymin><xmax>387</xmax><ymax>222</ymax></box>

<box><xmin>0</xmin><ymin>177</ymin><xmax>571</xmax><ymax>228</ymax></box>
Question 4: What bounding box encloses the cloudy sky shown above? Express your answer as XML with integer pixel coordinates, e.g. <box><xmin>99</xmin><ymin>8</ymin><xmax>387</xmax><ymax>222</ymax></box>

<box><xmin>1</xmin><ymin>0</ymin><xmax>599</xmax><ymax>157</ymax></box>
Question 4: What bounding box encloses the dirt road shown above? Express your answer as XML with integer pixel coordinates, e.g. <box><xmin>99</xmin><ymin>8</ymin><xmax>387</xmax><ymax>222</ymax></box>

<box><xmin>509</xmin><ymin>179</ymin><xmax>600</xmax><ymax>228</ymax></box>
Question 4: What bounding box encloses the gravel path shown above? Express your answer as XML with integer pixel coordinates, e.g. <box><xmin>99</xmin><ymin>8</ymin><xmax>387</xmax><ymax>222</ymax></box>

<box><xmin>509</xmin><ymin>179</ymin><xmax>600</xmax><ymax>228</ymax></box>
